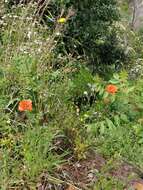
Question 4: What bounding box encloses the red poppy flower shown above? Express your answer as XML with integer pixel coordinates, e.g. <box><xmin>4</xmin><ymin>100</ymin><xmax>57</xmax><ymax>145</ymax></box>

<box><xmin>18</xmin><ymin>100</ymin><xmax>32</xmax><ymax>111</ymax></box>
<box><xmin>106</xmin><ymin>84</ymin><xmax>118</xmax><ymax>94</ymax></box>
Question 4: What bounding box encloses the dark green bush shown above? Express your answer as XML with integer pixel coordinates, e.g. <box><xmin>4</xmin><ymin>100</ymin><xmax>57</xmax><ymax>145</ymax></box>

<box><xmin>53</xmin><ymin>0</ymin><xmax>126</xmax><ymax>72</ymax></box>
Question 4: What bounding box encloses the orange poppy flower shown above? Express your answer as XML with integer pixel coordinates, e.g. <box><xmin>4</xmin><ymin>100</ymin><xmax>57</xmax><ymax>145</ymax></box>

<box><xmin>18</xmin><ymin>100</ymin><xmax>32</xmax><ymax>111</ymax></box>
<box><xmin>106</xmin><ymin>84</ymin><xmax>118</xmax><ymax>94</ymax></box>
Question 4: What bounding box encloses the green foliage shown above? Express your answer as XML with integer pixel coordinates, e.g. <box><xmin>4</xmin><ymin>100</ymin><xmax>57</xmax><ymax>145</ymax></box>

<box><xmin>2</xmin><ymin>1</ymin><xmax>143</xmax><ymax>189</ymax></box>
<box><xmin>94</xmin><ymin>175</ymin><xmax>124</xmax><ymax>190</ymax></box>
<box><xmin>80</xmin><ymin>72</ymin><xmax>143</xmax><ymax>167</ymax></box>
<box><xmin>22</xmin><ymin>126</ymin><xmax>62</xmax><ymax>178</ymax></box>
<box><xmin>69</xmin><ymin>67</ymin><xmax>95</xmax><ymax>98</ymax></box>
<box><xmin>42</xmin><ymin>0</ymin><xmax>126</xmax><ymax>71</ymax></box>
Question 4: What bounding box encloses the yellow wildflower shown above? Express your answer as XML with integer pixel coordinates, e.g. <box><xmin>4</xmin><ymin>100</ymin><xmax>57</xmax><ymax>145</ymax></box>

<box><xmin>57</xmin><ymin>17</ymin><xmax>66</xmax><ymax>23</ymax></box>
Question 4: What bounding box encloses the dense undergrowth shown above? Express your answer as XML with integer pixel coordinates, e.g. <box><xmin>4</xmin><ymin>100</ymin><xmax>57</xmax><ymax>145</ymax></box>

<box><xmin>1</xmin><ymin>0</ymin><xmax>143</xmax><ymax>189</ymax></box>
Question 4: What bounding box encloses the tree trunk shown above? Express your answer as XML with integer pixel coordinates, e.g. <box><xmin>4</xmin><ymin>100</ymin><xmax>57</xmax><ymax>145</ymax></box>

<box><xmin>130</xmin><ymin>0</ymin><xmax>143</xmax><ymax>31</ymax></box>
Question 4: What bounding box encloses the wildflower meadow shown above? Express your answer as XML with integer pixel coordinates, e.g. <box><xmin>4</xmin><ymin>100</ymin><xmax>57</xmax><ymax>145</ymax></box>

<box><xmin>1</xmin><ymin>0</ymin><xmax>143</xmax><ymax>189</ymax></box>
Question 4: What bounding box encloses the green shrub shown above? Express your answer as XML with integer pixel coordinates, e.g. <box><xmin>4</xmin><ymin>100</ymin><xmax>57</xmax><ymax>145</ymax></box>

<box><xmin>52</xmin><ymin>0</ymin><xmax>126</xmax><ymax>71</ymax></box>
<box><xmin>82</xmin><ymin>72</ymin><xmax>143</xmax><ymax>166</ymax></box>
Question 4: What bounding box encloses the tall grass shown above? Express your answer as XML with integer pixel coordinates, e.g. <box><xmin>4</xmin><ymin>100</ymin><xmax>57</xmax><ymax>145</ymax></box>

<box><xmin>0</xmin><ymin>2</ymin><xmax>81</xmax><ymax>189</ymax></box>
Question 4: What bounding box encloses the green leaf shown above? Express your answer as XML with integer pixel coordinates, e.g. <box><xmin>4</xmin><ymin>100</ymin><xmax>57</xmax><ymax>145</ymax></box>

<box><xmin>106</xmin><ymin>118</ymin><xmax>115</xmax><ymax>129</ymax></box>
<box><xmin>126</xmin><ymin>87</ymin><xmax>135</xmax><ymax>93</ymax></box>
<box><xmin>109</xmin><ymin>79</ymin><xmax>119</xmax><ymax>84</ymax></box>
<box><xmin>113</xmin><ymin>73</ymin><xmax>120</xmax><ymax>80</ymax></box>
<box><xmin>138</xmin><ymin>138</ymin><xmax>143</xmax><ymax>144</ymax></box>
<box><xmin>114</xmin><ymin>115</ymin><xmax>120</xmax><ymax>126</ymax></box>
<box><xmin>103</xmin><ymin>92</ymin><xmax>109</xmax><ymax>99</ymax></box>
<box><xmin>120</xmin><ymin>114</ymin><xmax>129</xmax><ymax>123</ymax></box>
<box><xmin>100</xmin><ymin>121</ymin><xmax>106</xmax><ymax>135</ymax></box>
<box><xmin>99</xmin><ymin>88</ymin><xmax>104</xmax><ymax>96</ymax></box>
